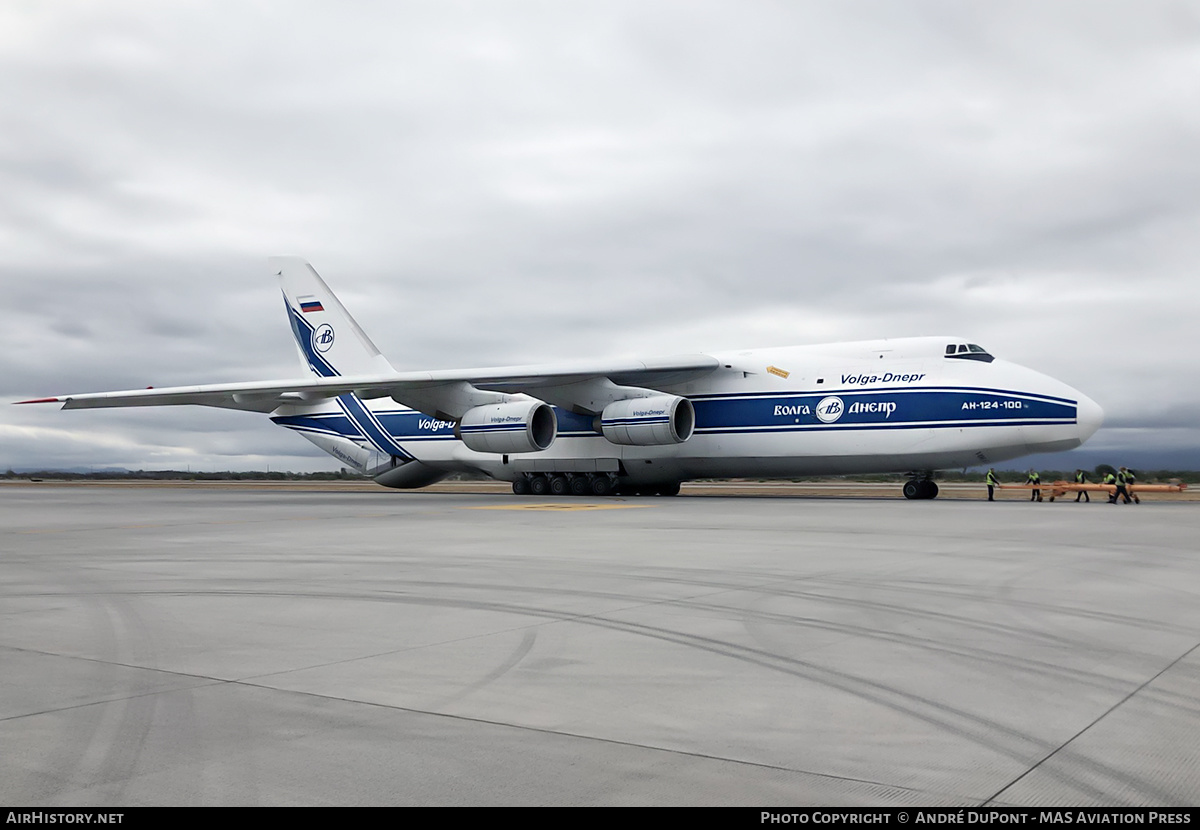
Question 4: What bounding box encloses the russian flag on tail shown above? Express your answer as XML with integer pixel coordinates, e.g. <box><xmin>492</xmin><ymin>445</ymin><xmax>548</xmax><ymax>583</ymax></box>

<box><xmin>298</xmin><ymin>295</ymin><xmax>324</xmax><ymax>313</ymax></box>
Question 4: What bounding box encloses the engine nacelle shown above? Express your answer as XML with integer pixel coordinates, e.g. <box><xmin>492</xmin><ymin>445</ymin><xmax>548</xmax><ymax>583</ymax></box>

<box><xmin>457</xmin><ymin>401</ymin><xmax>557</xmax><ymax>454</ymax></box>
<box><xmin>599</xmin><ymin>395</ymin><xmax>695</xmax><ymax>446</ymax></box>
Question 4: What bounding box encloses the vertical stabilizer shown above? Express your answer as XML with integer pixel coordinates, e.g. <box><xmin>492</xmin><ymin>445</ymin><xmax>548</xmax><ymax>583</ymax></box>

<box><xmin>272</xmin><ymin>257</ymin><xmax>394</xmax><ymax>378</ymax></box>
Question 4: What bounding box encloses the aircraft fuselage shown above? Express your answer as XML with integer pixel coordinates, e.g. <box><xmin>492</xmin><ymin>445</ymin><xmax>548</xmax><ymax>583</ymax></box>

<box><xmin>271</xmin><ymin>336</ymin><xmax>1102</xmax><ymax>489</ymax></box>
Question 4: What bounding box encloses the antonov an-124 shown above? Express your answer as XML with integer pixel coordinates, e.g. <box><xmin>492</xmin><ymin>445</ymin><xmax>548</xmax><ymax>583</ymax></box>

<box><xmin>19</xmin><ymin>258</ymin><xmax>1104</xmax><ymax>499</ymax></box>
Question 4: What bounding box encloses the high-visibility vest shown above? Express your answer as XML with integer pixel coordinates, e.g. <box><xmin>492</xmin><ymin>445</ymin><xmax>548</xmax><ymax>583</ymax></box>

<box><xmin>987</xmin><ymin>471</ymin><xmax>998</xmax><ymax>485</ymax></box>
<box><xmin>1075</xmin><ymin>471</ymin><xmax>1086</xmax><ymax>483</ymax></box>
<box><xmin>1028</xmin><ymin>472</ymin><xmax>1040</xmax><ymax>484</ymax></box>
<box><xmin>1104</xmin><ymin>473</ymin><xmax>1116</xmax><ymax>485</ymax></box>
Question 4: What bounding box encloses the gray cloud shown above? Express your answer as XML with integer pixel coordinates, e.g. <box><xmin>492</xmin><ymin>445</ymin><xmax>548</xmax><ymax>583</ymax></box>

<box><xmin>3</xmin><ymin>1</ymin><xmax>1198</xmax><ymax>471</ymax></box>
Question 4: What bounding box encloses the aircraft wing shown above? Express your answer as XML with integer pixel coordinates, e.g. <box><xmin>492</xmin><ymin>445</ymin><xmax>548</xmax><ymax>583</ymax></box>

<box><xmin>16</xmin><ymin>354</ymin><xmax>721</xmax><ymax>416</ymax></box>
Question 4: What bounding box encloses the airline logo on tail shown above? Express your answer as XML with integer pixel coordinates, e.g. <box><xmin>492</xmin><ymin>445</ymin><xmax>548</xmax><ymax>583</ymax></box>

<box><xmin>313</xmin><ymin>324</ymin><xmax>335</xmax><ymax>353</ymax></box>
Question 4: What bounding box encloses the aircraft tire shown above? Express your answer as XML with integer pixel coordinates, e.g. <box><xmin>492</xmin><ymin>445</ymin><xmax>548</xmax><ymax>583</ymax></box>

<box><xmin>903</xmin><ymin>480</ymin><xmax>921</xmax><ymax>500</ymax></box>
<box><xmin>512</xmin><ymin>477</ymin><xmax>530</xmax><ymax>495</ymax></box>
<box><xmin>926</xmin><ymin>481</ymin><xmax>938</xmax><ymax>499</ymax></box>
<box><xmin>549</xmin><ymin>475</ymin><xmax>569</xmax><ymax>496</ymax></box>
<box><xmin>569</xmin><ymin>476</ymin><xmax>589</xmax><ymax>496</ymax></box>
<box><xmin>658</xmin><ymin>481</ymin><xmax>681</xmax><ymax>496</ymax></box>
<box><xmin>529</xmin><ymin>474</ymin><xmax>549</xmax><ymax>496</ymax></box>
<box><xmin>590</xmin><ymin>475</ymin><xmax>612</xmax><ymax>496</ymax></box>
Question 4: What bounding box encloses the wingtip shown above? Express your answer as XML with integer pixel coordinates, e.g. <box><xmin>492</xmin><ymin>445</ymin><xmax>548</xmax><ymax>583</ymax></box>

<box><xmin>14</xmin><ymin>397</ymin><xmax>62</xmax><ymax>405</ymax></box>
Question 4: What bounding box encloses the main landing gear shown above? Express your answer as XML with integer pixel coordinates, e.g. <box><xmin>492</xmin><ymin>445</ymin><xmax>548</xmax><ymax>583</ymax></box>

<box><xmin>513</xmin><ymin>472</ymin><xmax>615</xmax><ymax>496</ymax></box>
<box><xmin>511</xmin><ymin>473</ymin><xmax>681</xmax><ymax>497</ymax></box>
<box><xmin>902</xmin><ymin>478</ymin><xmax>939</xmax><ymax>500</ymax></box>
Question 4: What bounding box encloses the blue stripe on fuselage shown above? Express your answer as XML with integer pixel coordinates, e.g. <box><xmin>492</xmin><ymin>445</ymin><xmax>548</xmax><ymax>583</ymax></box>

<box><xmin>271</xmin><ymin>413</ymin><xmax>362</xmax><ymax>438</ymax></box>
<box><xmin>691</xmin><ymin>388</ymin><xmax>1075</xmax><ymax>433</ymax></box>
<box><xmin>336</xmin><ymin>394</ymin><xmax>414</xmax><ymax>459</ymax></box>
<box><xmin>689</xmin><ymin>385</ymin><xmax>1077</xmax><ymax>405</ymax></box>
<box><xmin>691</xmin><ymin>386</ymin><xmax>1075</xmax><ymax>431</ymax></box>
<box><xmin>273</xmin><ymin>387</ymin><xmax>1075</xmax><ymax>450</ymax></box>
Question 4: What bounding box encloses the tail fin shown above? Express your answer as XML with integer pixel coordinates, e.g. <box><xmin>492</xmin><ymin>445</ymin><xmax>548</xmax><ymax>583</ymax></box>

<box><xmin>272</xmin><ymin>257</ymin><xmax>394</xmax><ymax>378</ymax></box>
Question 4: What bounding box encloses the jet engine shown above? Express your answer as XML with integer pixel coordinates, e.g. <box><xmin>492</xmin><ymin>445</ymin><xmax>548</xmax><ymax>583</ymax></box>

<box><xmin>457</xmin><ymin>401</ymin><xmax>557</xmax><ymax>454</ymax></box>
<box><xmin>599</xmin><ymin>395</ymin><xmax>695</xmax><ymax>446</ymax></box>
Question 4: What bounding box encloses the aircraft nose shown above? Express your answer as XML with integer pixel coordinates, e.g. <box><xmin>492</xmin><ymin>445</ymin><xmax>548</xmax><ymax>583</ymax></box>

<box><xmin>1075</xmin><ymin>392</ymin><xmax>1104</xmax><ymax>441</ymax></box>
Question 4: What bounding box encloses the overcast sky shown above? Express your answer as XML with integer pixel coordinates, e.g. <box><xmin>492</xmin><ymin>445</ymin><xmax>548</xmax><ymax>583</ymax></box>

<box><xmin>3</xmin><ymin>1</ymin><xmax>1198</xmax><ymax>473</ymax></box>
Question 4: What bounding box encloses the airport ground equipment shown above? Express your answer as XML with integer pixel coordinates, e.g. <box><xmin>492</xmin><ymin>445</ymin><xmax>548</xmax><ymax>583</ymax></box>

<box><xmin>996</xmin><ymin>481</ymin><xmax>1188</xmax><ymax>501</ymax></box>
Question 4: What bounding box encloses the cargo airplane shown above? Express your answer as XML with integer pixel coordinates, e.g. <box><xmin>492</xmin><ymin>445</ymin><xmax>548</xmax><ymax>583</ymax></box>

<box><xmin>19</xmin><ymin>258</ymin><xmax>1104</xmax><ymax>499</ymax></box>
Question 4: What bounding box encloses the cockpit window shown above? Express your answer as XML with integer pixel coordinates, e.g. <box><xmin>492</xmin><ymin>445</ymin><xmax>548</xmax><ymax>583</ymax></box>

<box><xmin>944</xmin><ymin>343</ymin><xmax>994</xmax><ymax>363</ymax></box>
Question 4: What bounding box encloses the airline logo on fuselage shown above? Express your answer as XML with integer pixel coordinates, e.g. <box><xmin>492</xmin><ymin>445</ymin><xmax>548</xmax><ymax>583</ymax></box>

<box><xmin>815</xmin><ymin>396</ymin><xmax>844</xmax><ymax>423</ymax></box>
<box><xmin>774</xmin><ymin>396</ymin><xmax>899</xmax><ymax>423</ymax></box>
<box><xmin>840</xmin><ymin>372</ymin><xmax>925</xmax><ymax>385</ymax></box>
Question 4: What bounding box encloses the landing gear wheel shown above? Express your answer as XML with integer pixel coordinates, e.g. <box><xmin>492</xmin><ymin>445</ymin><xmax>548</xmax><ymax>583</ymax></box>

<box><xmin>904</xmin><ymin>479</ymin><xmax>938</xmax><ymax>500</ymax></box>
<box><xmin>529</xmin><ymin>475</ymin><xmax>549</xmax><ymax>496</ymax></box>
<box><xmin>512</xmin><ymin>477</ymin><xmax>530</xmax><ymax>495</ymax></box>
<box><xmin>658</xmin><ymin>481</ymin><xmax>681</xmax><ymax>497</ymax></box>
<box><xmin>590</xmin><ymin>475</ymin><xmax>612</xmax><ymax>496</ymax></box>
<box><xmin>549</xmin><ymin>475</ymin><xmax>569</xmax><ymax>496</ymax></box>
<box><xmin>569</xmin><ymin>476</ymin><xmax>589</xmax><ymax>496</ymax></box>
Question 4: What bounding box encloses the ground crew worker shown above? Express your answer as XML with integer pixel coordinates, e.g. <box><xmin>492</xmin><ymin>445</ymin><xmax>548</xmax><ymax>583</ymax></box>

<box><xmin>1104</xmin><ymin>470</ymin><xmax>1118</xmax><ymax>502</ymax></box>
<box><xmin>1074</xmin><ymin>469</ymin><xmax>1090</xmax><ymax>503</ymax></box>
<box><xmin>1127</xmin><ymin>468</ymin><xmax>1140</xmax><ymax>503</ymax></box>
<box><xmin>986</xmin><ymin>468</ymin><xmax>999</xmax><ymax>501</ymax></box>
<box><xmin>1026</xmin><ymin>469</ymin><xmax>1041</xmax><ymax>502</ymax></box>
<box><xmin>1114</xmin><ymin>466</ymin><xmax>1137</xmax><ymax>505</ymax></box>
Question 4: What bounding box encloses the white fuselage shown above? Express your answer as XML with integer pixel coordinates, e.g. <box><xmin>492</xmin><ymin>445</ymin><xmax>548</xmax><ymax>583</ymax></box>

<box><xmin>272</xmin><ymin>336</ymin><xmax>1103</xmax><ymax>487</ymax></box>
